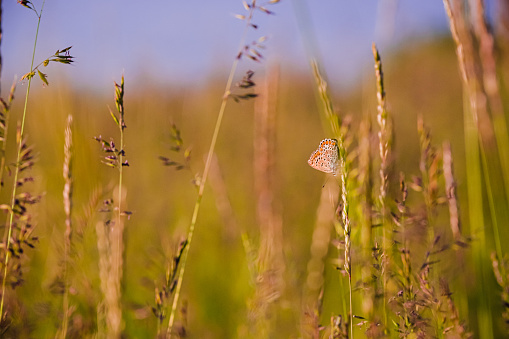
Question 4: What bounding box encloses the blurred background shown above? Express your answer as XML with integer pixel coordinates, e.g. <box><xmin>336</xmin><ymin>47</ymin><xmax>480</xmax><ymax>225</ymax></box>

<box><xmin>0</xmin><ymin>0</ymin><xmax>508</xmax><ymax>338</ymax></box>
<box><xmin>2</xmin><ymin>0</ymin><xmax>454</xmax><ymax>91</ymax></box>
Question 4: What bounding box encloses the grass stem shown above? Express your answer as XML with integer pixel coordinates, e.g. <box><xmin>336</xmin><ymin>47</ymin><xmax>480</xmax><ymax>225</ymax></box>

<box><xmin>372</xmin><ymin>43</ymin><xmax>391</xmax><ymax>331</ymax></box>
<box><xmin>166</xmin><ymin>4</ymin><xmax>256</xmax><ymax>337</ymax></box>
<box><xmin>0</xmin><ymin>0</ymin><xmax>46</xmax><ymax>319</ymax></box>
<box><xmin>60</xmin><ymin>115</ymin><xmax>73</xmax><ymax>339</ymax></box>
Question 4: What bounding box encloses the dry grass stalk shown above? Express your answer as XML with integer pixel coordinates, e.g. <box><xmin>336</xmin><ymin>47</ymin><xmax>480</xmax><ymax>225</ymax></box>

<box><xmin>340</xmin><ymin>156</ymin><xmax>351</xmax><ymax>275</ymax></box>
<box><xmin>471</xmin><ymin>0</ymin><xmax>504</xmax><ymax>118</ymax></box>
<box><xmin>249</xmin><ymin>66</ymin><xmax>285</xmax><ymax>336</ymax></box>
<box><xmin>442</xmin><ymin>142</ymin><xmax>461</xmax><ymax>241</ymax></box>
<box><xmin>109</xmin><ymin>187</ymin><xmax>125</xmax><ymax>338</ymax></box>
<box><xmin>471</xmin><ymin>0</ymin><xmax>509</xmax><ymax>230</ymax></box>
<box><xmin>339</xmin><ymin>160</ymin><xmax>353</xmax><ymax>338</ymax></box>
<box><xmin>443</xmin><ymin>0</ymin><xmax>495</xmax><ymax>148</ymax></box>
<box><xmin>340</xmin><ymin>118</ymin><xmax>354</xmax><ymax>338</ymax></box>
<box><xmin>59</xmin><ymin>114</ymin><xmax>73</xmax><ymax>338</ymax></box>
<box><xmin>254</xmin><ymin>68</ymin><xmax>280</xmax><ymax>251</ymax></box>
<box><xmin>112</xmin><ymin>78</ymin><xmax>127</xmax><ymax>338</ymax></box>
<box><xmin>96</xmin><ymin>191</ymin><xmax>126</xmax><ymax>338</ymax></box>
<box><xmin>94</xmin><ymin>76</ymin><xmax>129</xmax><ymax>338</ymax></box>
<box><xmin>372</xmin><ymin>44</ymin><xmax>391</xmax><ymax>210</ymax></box>
<box><xmin>372</xmin><ymin>42</ymin><xmax>392</xmax><ymax>330</ymax></box>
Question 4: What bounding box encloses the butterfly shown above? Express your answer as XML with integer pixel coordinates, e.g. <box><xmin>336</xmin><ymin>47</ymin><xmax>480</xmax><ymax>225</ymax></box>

<box><xmin>308</xmin><ymin>138</ymin><xmax>339</xmax><ymax>175</ymax></box>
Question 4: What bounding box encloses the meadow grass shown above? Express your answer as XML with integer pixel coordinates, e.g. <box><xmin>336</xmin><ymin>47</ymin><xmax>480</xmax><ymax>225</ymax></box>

<box><xmin>0</xmin><ymin>0</ymin><xmax>509</xmax><ymax>338</ymax></box>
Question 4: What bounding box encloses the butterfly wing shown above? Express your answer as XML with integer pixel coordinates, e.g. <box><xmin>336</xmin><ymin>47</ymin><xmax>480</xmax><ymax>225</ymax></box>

<box><xmin>308</xmin><ymin>139</ymin><xmax>338</xmax><ymax>174</ymax></box>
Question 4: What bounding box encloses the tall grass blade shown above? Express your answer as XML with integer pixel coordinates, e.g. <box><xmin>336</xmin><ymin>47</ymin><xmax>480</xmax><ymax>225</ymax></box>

<box><xmin>0</xmin><ymin>0</ymin><xmax>46</xmax><ymax>320</ymax></box>
<box><xmin>59</xmin><ymin>114</ymin><xmax>73</xmax><ymax>339</ymax></box>
<box><xmin>166</xmin><ymin>1</ymin><xmax>280</xmax><ymax>336</ymax></box>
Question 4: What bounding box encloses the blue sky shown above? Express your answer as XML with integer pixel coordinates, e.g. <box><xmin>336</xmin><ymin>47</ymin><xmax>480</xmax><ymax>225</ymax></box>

<box><xmin>1</xmin><ymin>0</ymin><xmax>454</xmax><ymax>92</ymax></box>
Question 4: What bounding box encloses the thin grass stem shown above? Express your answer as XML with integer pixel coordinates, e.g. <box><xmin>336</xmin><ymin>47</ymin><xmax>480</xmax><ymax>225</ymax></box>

<box><xmin>0</xmin><ymin>0</ymin><xmax>46</xmax><ymax>319</ymax></box>
<box><xmin>372</xmin><ymin>43</ymin><xmax>391</xmax><ymax>332</ymax></box>
<box><xmin>60</xmin><ymin>115</ymin><xmax>73</xmax><ymax>339</ymax></box>
<box><xmin>166</xmin><ymin>5</ymin><xmax>256</xmax><ymax>337</ymax></box>
<box><xmin>463</xmin><ymin>89</ymin><xmax>493</xmax><ymax>338</ymax></box>
<box><xmin>311</xmin><ymin>57</ymin><xmax>352</xmax><ymax>338</ymax></box>
<box><xmin>116</xmin><ymin>76</ymin><xmax>125</xmax><ymax>321</ymax></box>
<box><xmin>472</xmin><ymin>0</ymin><xmax>509</xmax><ymax>225</ymax></box>
<box><xmin>341</xmin><ymin>171</ymin><xmax>353</xmax><ymax>339</ymax></box>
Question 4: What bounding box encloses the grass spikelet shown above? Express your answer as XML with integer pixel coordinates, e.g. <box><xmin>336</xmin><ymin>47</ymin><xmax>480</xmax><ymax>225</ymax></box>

<box><xmin>59</xmin><ymin>114</ymin><xmax>73</xmax><ymax>339</ymax></box>
<box><xmin>152</xmin><ymin>239</ymin><xmax>187</xmax><ymax>338</ymax></box>
<box><xmin>442</xmin><ymin>142</ymin><xmax>462</xmax><ymax>242</ymax></box>
<box><xmin>159</xmin><ymin>123</ymin><xmax>192</xmax><ymax>173</ymax></box>
<box><xmin>372</xmin><ymin>42</ymin><xmax>392</xmax><ymax>331</ymax></box>
<box><xmin>94</xmin><ymin>76</ymin><xmax>129</xmax><ymax>338</ymax></box>
<box><xmin>372</xmin><ymin>44</ymin><xmax>391</xmax><ymax>208</ymax></box>
<box><xmin>340</xmin><ymin>157</ymin><xmax>352</xmax><ymax>335</ymax></box>
<box><xmin>417</xmin><ymin>117</ymin><xmax>441</xmax><ymax>235</ymax></box>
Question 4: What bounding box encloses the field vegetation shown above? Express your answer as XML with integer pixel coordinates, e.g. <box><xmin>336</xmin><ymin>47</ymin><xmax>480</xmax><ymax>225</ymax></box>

<box><xmin>0</xmin><ymin>0</ymin><xmax>509</xmax><ymax>338</ymax></box>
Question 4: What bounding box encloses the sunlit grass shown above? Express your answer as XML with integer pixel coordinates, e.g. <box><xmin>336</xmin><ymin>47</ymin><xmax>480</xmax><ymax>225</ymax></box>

<box><xmin>0</xmin><ymin>1</ymin><xmax>508</xmax><ymax>338</ymax></box>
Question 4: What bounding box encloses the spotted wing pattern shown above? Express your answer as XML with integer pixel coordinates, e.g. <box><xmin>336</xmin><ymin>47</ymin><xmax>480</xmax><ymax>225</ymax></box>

<box><xmin>307</xmin><ymin>138</ymin><xmax>339</xmax><ymax>175</ymax></box>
